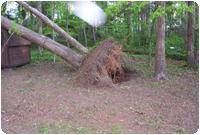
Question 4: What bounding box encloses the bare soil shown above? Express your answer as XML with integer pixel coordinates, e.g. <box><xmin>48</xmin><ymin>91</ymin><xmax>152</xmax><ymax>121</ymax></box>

<box><xmin>1</xmin><ymin>58</ymin><xmax>199</xmax><ymax>134</ymax></box>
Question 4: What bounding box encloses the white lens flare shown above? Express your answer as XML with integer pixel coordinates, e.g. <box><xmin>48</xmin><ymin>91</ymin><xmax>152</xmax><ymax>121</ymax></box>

<box><xmin>70</xmin><ymin>1</ymin><xmax>107</xmax><ymax>27</ymax></box>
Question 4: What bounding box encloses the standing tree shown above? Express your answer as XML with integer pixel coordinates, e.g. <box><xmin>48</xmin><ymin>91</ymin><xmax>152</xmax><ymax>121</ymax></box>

<box><xmin>83</xmin><ymin>23</ymin><xmax>88</xmax><ymax>48</ymax></box>
<box><xmin>36</xmin><ymin>1</ymin><xmax>43</xmax><ymax>54</ymax></box>
<box><xmin>186</xmin><ymin>1</ymin><xmax>195</xmax><ymax>66</ymax></box>
<box><xmin>194</xmin><ymin>2</ymin><xmax>199</xmax><ymax>65</ymax></box>
<box><xmin>51</xmin><ymin>1</ymin><xmax>56</xmax><ymax>63</ymax></box>
<box><xmin>127</xmin><ymin>2</ymin><xmax>132</xmax><ymax>45</ymax></box>
<box><xmin>92</xmin><ymin>26</ymin><xmax>96</xmax><ymax>44</ymax></box>
<box><xmin>155</xmin><ymin>1</ymin><xmax>167</xmax><ymax>80</ymax></box>
<box><xmin>66</xmin><ymin>2</ymin><xmax>69</xmax><ymax>47</ymax></box>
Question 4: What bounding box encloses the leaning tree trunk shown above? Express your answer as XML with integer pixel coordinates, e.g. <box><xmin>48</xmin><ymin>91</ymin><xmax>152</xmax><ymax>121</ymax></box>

<box><xmin>17</xmin><ymin>1</ymin><xmax>88</xmax><ymax>54</ymax></box>
<box><xmin>1</xmin><ymin>16</ymin><xmax>82</xmax><ymax>69</ymax></box>
<box><xmin>186</xmin><ymin>1</ymin><xmax>195</xmax><ymax>66</ymax></box>
<box><xmin>155</xmin><ymin>1</ymin><xmax>167</xmax><ymax>80</ymax></box>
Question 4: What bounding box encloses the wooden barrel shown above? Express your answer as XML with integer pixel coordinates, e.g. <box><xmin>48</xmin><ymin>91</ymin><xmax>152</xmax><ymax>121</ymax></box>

<box><xmin>1</xmin><ymin>29</ymin><xmax>31</xmax><ymax>68</ymax></box>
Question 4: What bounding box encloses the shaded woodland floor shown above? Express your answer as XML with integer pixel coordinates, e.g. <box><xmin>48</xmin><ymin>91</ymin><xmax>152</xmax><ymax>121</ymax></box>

<box><xmin>1</xmin><ymin>56</ymin><xmax>199</xmax><ymax>134</ymax></box>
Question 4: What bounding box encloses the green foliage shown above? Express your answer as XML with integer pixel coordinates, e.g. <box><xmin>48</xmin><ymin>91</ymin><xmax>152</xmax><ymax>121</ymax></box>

<box><xmin>8</xmin><ymin>21</ymin><xmax>22</xmax><ymax>36</ymax></box>
<box><xmin>166</xmin><ymin>33</ymin><xmax>186</xmax><ymax>60</ymax></box>
<box><xmin>30</xmin><ymin>48</ymin><xmax>62</xmax><ymax>63</ymax></box>
<box><xmin>1</xmin><ymin>1</ymin><xmax>198</xmax><ymax>63</ymax></box>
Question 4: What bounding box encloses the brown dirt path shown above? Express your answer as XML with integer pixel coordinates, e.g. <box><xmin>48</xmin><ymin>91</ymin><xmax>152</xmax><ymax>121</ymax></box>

<box><xmin>1</xmin><ymin>60</ymin><xmax>199</xmax><ymax>134</ymax></box>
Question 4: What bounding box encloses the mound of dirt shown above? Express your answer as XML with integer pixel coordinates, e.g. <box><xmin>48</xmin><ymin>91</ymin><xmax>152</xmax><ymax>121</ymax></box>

<box><xmin>75</xmin><ymin>39</ymin><xmax>125</xmax><ymax>87</ymax></box>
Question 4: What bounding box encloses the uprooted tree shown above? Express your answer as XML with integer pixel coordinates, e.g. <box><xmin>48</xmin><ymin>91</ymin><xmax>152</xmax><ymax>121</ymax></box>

<box><xmin>1</xmin><ymin>4</ymin><xmax>126</xmax><ymax>87</ymax></box>
<box><xmin>1</xmin><ymin>2</ymin><xmax>131</xmax><ymax>87</ymax></box>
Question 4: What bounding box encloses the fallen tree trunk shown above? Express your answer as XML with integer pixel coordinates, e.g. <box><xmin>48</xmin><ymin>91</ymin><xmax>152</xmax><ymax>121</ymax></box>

<box><xmin>1</xmin><ymin>16</ymin><xmax>82</xmax><ymax>69</ymax></box>
<box><xmin>17</xmin><ymin>1</ymin><xmax>88</xmax><ymax>54</ymax></box>
<box><xmin>2</xmin><ymin>16</ymin><xmax>127</xmax><ymax>87</ymax></box>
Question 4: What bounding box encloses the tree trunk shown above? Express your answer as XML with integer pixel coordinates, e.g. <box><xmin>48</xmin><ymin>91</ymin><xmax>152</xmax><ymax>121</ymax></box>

<box><xmin>36</xmin><ymin>1</ymin><xmax>43</xmax><ymax>54</ymax></box>
<box><xmin>51</xmin><ymin>1</ymin><xmax>56</xmax><ymax>63</ymax></box>
<box><xmin>92</xmin><ymin>27</ymin><xmax>96</xmax><ymax>44</ymax></box>
<box><xmin>17</xmin><ymin>1</ymin><xmax>88</xmax><ymax>54</ymax></box>
<box><xmin>83</xmin><ymin>24</ymin><xmax>88</xmax><ymax>48</ymax></box>
<box><xmin>194</xmin><ymin>2</ymin><xmax>199</xmax><ymax>65</ymax></box>
<box><xmin>186</xmin><ymin>1</ymin><xmax>195</xmax><ymax>66</ymax></box>
<box><xmin>147</xmin><ymin>2</ymin><xmax>153</xmax><ymax>66</ymax></box>
<box><xmin>66</xmin><ymin>2</ymin><xmax>70</xmax><ymax>47</ymax></box>
<box><xmin>1</xmin><ymin>16</ymin><xmax>82</xmax><ymax>69</ymax></box>
<box><xmin>127</xmin><ymin>2</ymin><xmax>132</xmax><ymax>45</ymax></box>
<box><xmin>155</xmin><ymin>1</ymin><xmax>167</xmax><ymax>80</ymax></box>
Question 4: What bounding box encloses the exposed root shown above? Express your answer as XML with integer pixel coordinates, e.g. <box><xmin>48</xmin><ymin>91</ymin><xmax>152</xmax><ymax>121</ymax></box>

<box><xmin>75</xmin><ymin>39</ymin><xmax>125</xmax><ymax>87</ymax></box>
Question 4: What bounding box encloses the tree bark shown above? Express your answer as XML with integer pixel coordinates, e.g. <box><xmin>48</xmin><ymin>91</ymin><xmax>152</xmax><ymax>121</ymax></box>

<box><xmin>51</xmin><ymin>1</ymin><xmax>56</xmax><ymax>63</ymax></box>
<box><xmin>36</xmin><ymin>1</ymin><xmax>43</xmax><ymax>54</ymax></box>
<box><xmin>155</xmin><ymin>1</ymin><xmax>167</xmax><ymax>80</ymax></box>
<box><xmin>194</xmin><ymin>2</ymin><xmax>199</xmax><ymax>65</ymax></box>
<box><xmin>17</xmin><ymin>1</ymin><xmax>88</xmax><ymax>54</ymax></box>
<box><xmin>186</xmin><ymin>1</ymin><xmax>195</xmax><ymax>66</ymax></box>
<box><xmin>147</xmin><ymin>2</ymin><xmax>153</xmax><ymax>66</ymax></box>
<box><xmin>92</xmin><ymin>27</ymin><xmax>96</xmax><ymax>44</ymax></box>
<box><xmin>66</xmin><ymin>2</ymin><xmax>69</xmax><ymax>47</ymax></box>
<box><xmin>83</xmin><ymin>24</ymin><xmax>88</xmax><ymax>48</ymax></box>
<box><xmin>1</xmin><ymin>16</ymin><xmax>82</xmax><ymax>69</ymax></box>
<box><xmin>127</xmin><ymin>2</ymin><xmax>132</xmax><ymax>45</ymax></box>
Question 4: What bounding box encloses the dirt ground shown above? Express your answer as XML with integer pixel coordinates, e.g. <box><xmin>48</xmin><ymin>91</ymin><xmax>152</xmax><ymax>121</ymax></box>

<box><xmin>1</xmin><ymin>58</ymin><xmax>199</xmax><ymax>134</ymax></box>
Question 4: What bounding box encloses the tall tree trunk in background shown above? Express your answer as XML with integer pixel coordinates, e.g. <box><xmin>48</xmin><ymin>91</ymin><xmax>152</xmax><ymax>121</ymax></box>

<box><xmin>155</xmin><ymin>1</ymin><xmax>167</xmax><ymax>80</ymax></box>
<box><xmin>186</xmin><ymin>1</ymin><xmax>195</xmax><ymax>66</ymax></box>
<box><xmin>148</xmin><ymin>2</ymin><xmax>153</xmax><ymax>66</ymax></box>
<box><xmin>66</xmin><ymin>2</ymin><xmax>69</xmax><ymax>47</ymax></box>
<box><xmin>52</xmin><ymin>1</ymin><xmax>56</xmax><ymax>63</ymax></box>
<box><xmin>1</xmin><ymin>16</ymin><xmax>82</xmax><ymax>68</ymax></box>
<box><xmin>127</xmin><ymin>2</ymin><xmax>132</xmax><ymax>45</ymax></box>
<box><xmin>83</xmin><ymin>24</ymin><xmax>88</xmax><ymax>48</ymax></box>
<box><xmin>92</xmin><ymin>27</ymin><xmax>96</xmax><ymax>44</ymax></box>
<box><xmin>36</xmin><ymin>1</ymin><xmax>43</xmax><ymax>54</ymax></box>
<box><xmin>17</xmin><ymin>1</ymin><xmax>88</xmax><ymax>54</ymax></box>
<box><xmin>194</xmin><ymin>2</ymin><xmax>199</xmax><ymax>65</ymax></box>
<box><xmin>77</xmin><ymin>20</ymin><xmax>82</xmax><ymax>41</ymax></box>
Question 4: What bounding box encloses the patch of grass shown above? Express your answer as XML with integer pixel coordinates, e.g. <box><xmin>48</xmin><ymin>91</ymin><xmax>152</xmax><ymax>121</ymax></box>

<box><xmin>31</xmin><ymin>48</ymin><xmax>62</xmax><ymax>64</ymax></box>
<box><xmin>37</xmin><ymin>122</ymin><xmax>95</xmax><ymax>134</ymax></box>
<box><xmin>127</xmin><ymin>54</ymin><xmax>149</xmax><ymax>60</ymax></box>
<box><xmin>125</xmin><ymin>62</ymin><xmax>154</xmax><ymax>77</ymax></box>
<box><xmin>39</xmin><ymin>127</ymin><xmax>49</xmax><ymax>134</ymax></box>
<box><xmin>167</xmin><ymin>59</ymin><xmax>198</xmax><ymax>76</ymax></box>
<box><xmin>17</xmin><ymin>87</ymin><xmax>34</xmax><ymax>93</ymax></box>
<box><xmin>58</xmin><ymin>104</ymin><xmax>67</xmax><ymax>113</ymax></box>
<box><xmin>85</xmin><ymin>111</ymin><xmax>93</xmax><ymax>119</ymax></box>
<box><xmin>73</xmin><ymin>126</ymin><xmax>91</xmax><ymax>134</ymax></box>
<box><xmin>25</xmin><ymin>79</ymin><xmax>33</xmax><ymax>85</ymax></box>
<box><xmin>40</xmin><ymin>92</ymin><xmax>50</xmax><ymax>100</ymax></box>
<box><xmin>145</xmin><ymin>82</ymin><xmax>162</xmax><ymax>89</ymax></box>
<box><xmin>175</xmin><ymin>127</ymin><xmax>186</xmax><ymax>134</ymax></box>
<box><xmin>109</xmin><ymin>124</ymin><xmax>123</xmax><ymax>134</ymax></box>
<box><xmin>149</xmin><ymin>115</ymin><xmax>165</xmax><ymax>129</ymax></box>
<box><xmin>43</xmin><ymin>79</ymin><xmax>51</xmax><ymax>84</ymax></box>
<box><xmin>109</xmin><ymin>111</ymin><xmax>117</xmax><ymax>117</ymax></box>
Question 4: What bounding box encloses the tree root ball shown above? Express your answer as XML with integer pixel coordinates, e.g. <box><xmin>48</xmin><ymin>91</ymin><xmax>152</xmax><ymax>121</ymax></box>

<box><xmin>75</xmin><ymin>39</ymin><xmax>125</xmax><ymax>87</ymax></box>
